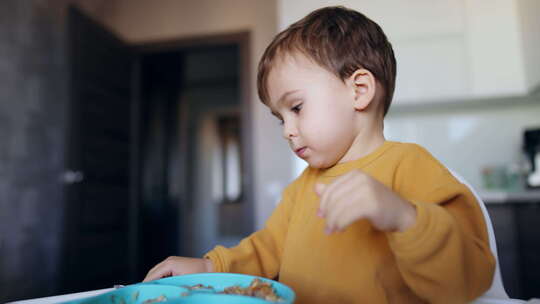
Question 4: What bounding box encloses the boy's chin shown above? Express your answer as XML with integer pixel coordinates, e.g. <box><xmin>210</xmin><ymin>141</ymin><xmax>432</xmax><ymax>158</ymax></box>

<box><xmin>306</xmin><ymin>158</ymin><xmax>336</xmax><ymax>169</ymax></box>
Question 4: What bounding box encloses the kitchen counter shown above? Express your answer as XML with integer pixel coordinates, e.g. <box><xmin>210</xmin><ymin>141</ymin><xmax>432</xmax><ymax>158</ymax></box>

<box><xmin>480</xmin><ymin>190</ymin><xmax>540</xmax><ymax>204</ymax></box>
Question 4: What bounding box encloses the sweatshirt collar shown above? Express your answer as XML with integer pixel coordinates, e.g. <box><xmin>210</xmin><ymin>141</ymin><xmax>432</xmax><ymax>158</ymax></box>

<box><xmin>317</xmin><ymin>141</ymin><xmax>397</xmax><ymax>177</ymax></box>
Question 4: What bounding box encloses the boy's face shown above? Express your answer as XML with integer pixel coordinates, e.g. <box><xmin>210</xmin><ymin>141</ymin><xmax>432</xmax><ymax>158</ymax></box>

<box><xmin>266</xmin><ymin>53</ymin><xmax>361</xmax><ymax>169</ymax></box>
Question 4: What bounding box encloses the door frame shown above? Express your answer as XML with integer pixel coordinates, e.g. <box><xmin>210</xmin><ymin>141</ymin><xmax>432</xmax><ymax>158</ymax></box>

<box><xmin>133</xmin><ymin>32</ymin><xmax>254</xmax><ymax>256</ymax></box>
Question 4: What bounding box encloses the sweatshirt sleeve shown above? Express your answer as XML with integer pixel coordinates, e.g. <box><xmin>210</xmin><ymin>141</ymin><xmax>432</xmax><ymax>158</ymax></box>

<box><xmin>203</xmin><ymin>177</ymin><xmax>299</xmax><ymax>279</ymax></box>
<box><xmin>386</xmin><ymin>144</ymin><xmax>495</xmax><ymax>303</ymax></box>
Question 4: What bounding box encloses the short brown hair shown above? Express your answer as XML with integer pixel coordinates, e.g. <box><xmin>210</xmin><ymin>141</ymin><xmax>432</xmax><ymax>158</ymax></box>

<box><xmin>257</xmin><ymin>6</ymin><xmax>396</xmax><ymax>116</ymax></box>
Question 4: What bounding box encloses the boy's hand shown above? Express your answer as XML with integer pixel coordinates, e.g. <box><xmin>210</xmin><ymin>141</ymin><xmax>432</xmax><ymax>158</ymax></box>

<box><xmin>143</xmin><ymin>256</ymin><xmax>213</xmax><ymax>282</ymax></box>
<box><xmin>315</xmin><ymin>169</ymin><xmax>416</xmax><ymax>234</ymax></box>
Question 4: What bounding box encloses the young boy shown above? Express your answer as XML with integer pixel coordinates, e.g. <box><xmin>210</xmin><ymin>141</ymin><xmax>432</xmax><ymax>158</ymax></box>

<box><xmin>144</xmin><ymin>6</ymin><xmax>495</xmax><ymax>303</ymax></box>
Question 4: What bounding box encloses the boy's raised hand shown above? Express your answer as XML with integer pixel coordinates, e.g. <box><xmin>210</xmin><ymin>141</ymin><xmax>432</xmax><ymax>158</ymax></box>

<box><xmin>315</xmin><ymin>170</ymin><xmax>417</xmax><ymax>234</ymax></box>
<box><xmin>143</xmin><ymin>257</ymin><xmax>213</xmax><ymax>282</ymax></box>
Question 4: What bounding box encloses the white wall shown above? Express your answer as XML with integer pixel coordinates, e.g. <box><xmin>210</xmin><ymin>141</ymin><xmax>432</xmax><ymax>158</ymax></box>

<box><xmin>194</xmin><ymin>114</ymin><xmax>221</xmax><ymax>256</ymax></box>
<box><xmin>385</xmin><ymin>102</ymin><xmax>540</xmax><ymax>191</ymax></box>
<box><xmin>94</xmin><ymin>0</ymin><xmax>292</xmax><ymax>231</ymax></box>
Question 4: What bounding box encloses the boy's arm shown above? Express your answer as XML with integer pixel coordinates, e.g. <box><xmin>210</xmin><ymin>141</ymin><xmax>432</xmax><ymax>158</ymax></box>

<box><xmin>204</xmin><ymin>178</ymin><xmax>299</xmax><ymax>279</ymax></box>
<box><xmin>388</xmin><ymin>146</ymin><xmax>495</xmax><ymax>303</ymax></box>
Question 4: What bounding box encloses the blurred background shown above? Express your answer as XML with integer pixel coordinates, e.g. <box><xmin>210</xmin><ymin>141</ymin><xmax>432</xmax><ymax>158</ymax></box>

<box><xmin>0</xmin><ymin>0</ymin><xmax>539</xmax><ymax>302</ymax></box>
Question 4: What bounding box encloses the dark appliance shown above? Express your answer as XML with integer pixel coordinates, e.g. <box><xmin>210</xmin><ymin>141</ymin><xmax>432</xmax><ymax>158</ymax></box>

<box><xmin>523</xmin><ymin>128</ymin><xmax>540</xmax><ymax>188</ymax></box>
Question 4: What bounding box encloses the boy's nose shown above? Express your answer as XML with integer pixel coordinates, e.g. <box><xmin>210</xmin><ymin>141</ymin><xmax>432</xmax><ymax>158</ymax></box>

<box><xmin>282</xmin><ymin>120</ymin><xmax>297</xmax><ymax>140</ymax></box>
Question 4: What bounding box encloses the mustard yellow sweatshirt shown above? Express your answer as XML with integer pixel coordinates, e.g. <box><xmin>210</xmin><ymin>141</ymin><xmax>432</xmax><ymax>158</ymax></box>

<box><xmin>205</xmin><ymin>141</ymin><xmax>495</xmax><ymax>304</ymax></box>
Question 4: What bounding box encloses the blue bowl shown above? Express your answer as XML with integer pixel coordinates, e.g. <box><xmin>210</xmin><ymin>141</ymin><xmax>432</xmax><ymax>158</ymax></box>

<box><xmin>144</xmin><ymin>273</ymin><xmax>295</xmax><ymax>303</ymax></box>
<box><xmin>61</xmin><ymin>284</ymin><xmax>189</xmax><ymax>304</ymax></box>
<box><xmin>164</xmin><ymin>293</ymin><xmax>274</xmax><ymax>304</ymax></box>
<box><xmin>61</xmin><ymin>273</ymin><xmax>295</xmax><ymax>304</ymax></box>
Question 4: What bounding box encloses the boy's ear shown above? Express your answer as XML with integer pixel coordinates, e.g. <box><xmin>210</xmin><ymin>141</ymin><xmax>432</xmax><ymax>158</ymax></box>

<box><xmin>347</xmin><ymin>69</ymin><xmax>376</xmax><ymax>111</ymax></box>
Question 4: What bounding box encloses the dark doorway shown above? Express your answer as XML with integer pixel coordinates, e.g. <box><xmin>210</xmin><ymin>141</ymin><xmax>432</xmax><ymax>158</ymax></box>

<box><xmin>62</xmin><ymin>6</ymin><xmax>253</xmax><ymax>292</ymax></box>
<box><xmin>136</xmin><ymin>35</ymin><xmax>254</xmax><ymax>278</ymax></box>
<box><xmin>137</xmin><ymin>51</ymin><xmax>184</xmax><ymax>278</ymax></box>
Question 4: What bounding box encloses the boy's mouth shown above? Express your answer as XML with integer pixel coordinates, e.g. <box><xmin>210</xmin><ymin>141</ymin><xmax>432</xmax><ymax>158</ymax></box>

<box><xmin>295</xmin><ymin>147</ymin><xmax>307</xmax><ymax>158</ymax></box>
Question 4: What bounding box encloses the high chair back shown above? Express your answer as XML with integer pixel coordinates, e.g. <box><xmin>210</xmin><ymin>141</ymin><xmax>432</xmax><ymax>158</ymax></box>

<box><xmin>447</xmin><ymin>168</ymin><xmax>525</xmax><ymax>304</ymax></box>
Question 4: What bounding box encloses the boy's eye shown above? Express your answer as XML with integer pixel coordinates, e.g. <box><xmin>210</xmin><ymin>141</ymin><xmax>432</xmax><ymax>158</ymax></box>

<box><xmin>291</xmin><ymin>103</ymin><xmax>303</xmax><ymax>113</ymax></box>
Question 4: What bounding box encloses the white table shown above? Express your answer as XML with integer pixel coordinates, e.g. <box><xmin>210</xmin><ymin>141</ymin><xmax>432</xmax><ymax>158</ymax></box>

<box><xmin>7</xmin><ymin>288</ymin><xmax>114</xmax><ymax>304</ymax></box>
<box><xmin>8</xmin><ymin>288</ymin><xmax>540</xmax><ymax>304</ymax></box>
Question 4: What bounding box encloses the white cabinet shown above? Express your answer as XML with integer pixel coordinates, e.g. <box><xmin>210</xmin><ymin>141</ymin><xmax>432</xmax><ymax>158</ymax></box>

<box><xmin>462</xmin><ymin>0</ymin><xmax>529</xmax><ymax>100</ymax></box>
<box><xmin>392</xmin><ymin>34</ymin><xmax>469</xmax><ymax>104</ymax></box>
<box><xmin>278</xmin><ymin>0</ymin><xmax>540</xmax><ymax>105</ymax></box>
<box><xmin>393</xmin><ymin>0</ymin><xmax>530</xmax><ymax>104</ymax></box>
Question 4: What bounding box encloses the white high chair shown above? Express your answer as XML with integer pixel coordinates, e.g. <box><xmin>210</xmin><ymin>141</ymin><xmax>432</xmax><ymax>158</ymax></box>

<box><xmin>447</xmin><ymin>168</ymin><xmax>525</xmax><ymax>304</ymax></box>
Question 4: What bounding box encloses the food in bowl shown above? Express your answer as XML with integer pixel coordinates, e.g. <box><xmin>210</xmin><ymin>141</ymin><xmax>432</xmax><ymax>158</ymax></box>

<box><xmin>141</xmin><ymin>295</ymin><xmax>167</xmax><ymax>304</ymax></box>
<box><xmin>183</xmin><ymin>278</ymin><xmax>283</xmax><ymax>302</ymax></box>
<box><xmin>221</xmin><ymin>278</ymin><xmax>283</xmax><ymax>301</ymax></box>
